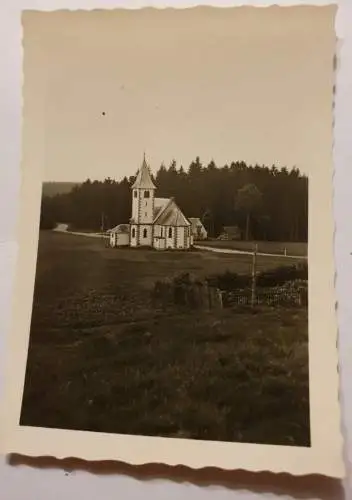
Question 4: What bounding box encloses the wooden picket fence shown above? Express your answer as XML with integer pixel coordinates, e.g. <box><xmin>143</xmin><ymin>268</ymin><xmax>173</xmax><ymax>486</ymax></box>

<box><xmin>222</xmin><ymin>287</ymin><xmax>307</xmax><ymax>307</ymax></box>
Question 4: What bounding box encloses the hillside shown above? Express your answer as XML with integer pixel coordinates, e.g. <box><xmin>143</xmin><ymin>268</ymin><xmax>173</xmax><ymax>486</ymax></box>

<box><xmin>42</xmin><ymin>182</ymin><xmax>79</xmax><ymax>197</ymax></box>
<box><xmin>20</xmin><ymin>232</ymin><xmax>309</xmax><ymax>447</ymax></box>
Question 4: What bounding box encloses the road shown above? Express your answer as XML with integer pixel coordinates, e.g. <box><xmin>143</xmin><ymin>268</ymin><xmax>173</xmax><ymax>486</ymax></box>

<box><xmin>194</xmin><ymin>245</ymin><xmax>307</xmax><ymax>259</ymax></box>
<box><xmin>53</xmin><ymin>224</ymin><xmax>107</xmax><ymax>239</ymax></box>
<box><xmin>53</xmin><ymin>224</ymin><xmax>306</xmax><ymax>259</ymax></box>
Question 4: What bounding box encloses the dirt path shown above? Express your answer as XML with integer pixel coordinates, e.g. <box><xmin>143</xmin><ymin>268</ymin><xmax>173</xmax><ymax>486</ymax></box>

<box><xmin>194</xmin><ymin>244</ymin><xmax>307</xmax><ymax>260</ymax></box>
<box><xmin>53</xmin><ymin>224</ymin><xmax>107</xmax><ymax>239</ymax></box>
<box><xmin>54</xmin><ymin>224</ymin><xmax>305</xmax><ymax>259</ymax></box>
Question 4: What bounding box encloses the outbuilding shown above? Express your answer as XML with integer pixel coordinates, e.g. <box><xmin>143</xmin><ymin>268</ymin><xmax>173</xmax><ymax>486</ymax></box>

<box><xmin>108</xmin><ymin>224</ymin><xmax>130</xmax><ymax>247</ymax></box>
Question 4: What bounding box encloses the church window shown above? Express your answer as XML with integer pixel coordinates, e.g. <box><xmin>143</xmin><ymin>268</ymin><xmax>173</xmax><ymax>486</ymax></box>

<box><xmin>134</xmin><ymin>190</ymin><xmax>137</xmax><ymax>198</ymax></box>
<box><xmin>143</xmin><ymin>228</ymin><xmax>147</xmax><ymax>238</ymax></box>
<box><xmin>168</xmin><ymin>227</ymin><xmax>173</xmax><ymax>238</ymax></box>
<box><xmin>144</xmin><ymin>190</ymin><xmax>150</xmax><ymax>198</ymax></box>
<box><xmin>132</xmin><ymin>228</ymin><xmax>136</xmax><ymax>238</ymax></box>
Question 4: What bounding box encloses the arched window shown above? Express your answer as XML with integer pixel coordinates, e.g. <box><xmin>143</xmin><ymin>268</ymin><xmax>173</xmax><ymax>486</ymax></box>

<box><xmin>134</xmin><ymin>190</ymin><xmax>138</xmax><ymax>198</ymax></box>
<box><xmin>168</xmin><ymin>227</ymin><xmax>173</xmax><ymax>238</ymax></box>
<box><xmin>143</xmin><ymin>228</ymin><xmax>148</xmax><ymax>238</ymax></box>
<box><xmin>132</xmin><ymin>228</ymin><xmax>136</xmax><ymax>238</ymax></box>
<box><xmin>144</xmin><ymin>190</ymin><xmax>150</xmax><ymax>198</ymax></box>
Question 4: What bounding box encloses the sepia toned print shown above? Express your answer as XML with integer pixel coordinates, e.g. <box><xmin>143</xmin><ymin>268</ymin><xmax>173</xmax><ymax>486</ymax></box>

<box><xmin>24</xmin><ymin>154</ymin><xmax>310</xmax><ymax>446</ymax></box>
<box><xmin>1</xmin><ymin>6</ymin><xmax>344</xmax><ymax>477</ymax></box>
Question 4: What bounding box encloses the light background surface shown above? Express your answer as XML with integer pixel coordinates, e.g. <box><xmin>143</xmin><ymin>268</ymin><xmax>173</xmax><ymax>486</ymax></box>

<box><xmin>0</xmin><ymin>0</ymin><xmax>351</xmax><ymax>499</ymax></box>
<box><xmin>28</xmin><ymin>7</ymin><xmax>332</xmax><ymax>182</ymax></box>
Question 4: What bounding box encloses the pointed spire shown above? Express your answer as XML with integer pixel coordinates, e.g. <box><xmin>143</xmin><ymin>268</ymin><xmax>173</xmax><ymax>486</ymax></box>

<box><xmin>132</xmin><ymin>153</ymin><xmax>156</xmax><ymax>190</ymax></box>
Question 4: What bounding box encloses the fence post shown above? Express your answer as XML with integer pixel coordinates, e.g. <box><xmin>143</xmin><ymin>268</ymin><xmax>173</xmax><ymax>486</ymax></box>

<box><xmin>218</xmin><ymin>289</ymin><xmax>223</xmax><ymax>309</ymax></box>
<box><xmin>251</xmin><ymin>243</ymin><xmax>258</xmax><ymax>307</ymax></box>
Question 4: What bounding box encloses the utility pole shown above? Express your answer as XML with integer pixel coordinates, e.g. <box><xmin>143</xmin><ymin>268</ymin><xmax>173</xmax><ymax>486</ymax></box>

<box><xmin>251</xmin><ymin>243</ymin><xmax>258</xmax><ymax>307</ymax></box>
<box><xmin>101</xmin><ymin>212</ymin><xmax>107</xmax><ymax>247</ymax></box>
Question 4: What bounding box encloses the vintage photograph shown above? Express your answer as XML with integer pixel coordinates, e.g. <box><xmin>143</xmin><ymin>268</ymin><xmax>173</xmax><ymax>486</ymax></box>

<box><xmin>2</xmin><ymin>5</ymin><xmax>343</xmax><ymax>476</ymax></box>
<box><xmin>26</xmin><ymin>153</ymin><xmax>309</xmax><ymax>446</ymax></box>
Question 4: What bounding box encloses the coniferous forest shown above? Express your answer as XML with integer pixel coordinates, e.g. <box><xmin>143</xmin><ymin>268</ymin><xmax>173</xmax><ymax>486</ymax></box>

<box><xmin>41</xmin><ymin>157</ymin><xmax>308</xmax><ymax>242</ymax></box>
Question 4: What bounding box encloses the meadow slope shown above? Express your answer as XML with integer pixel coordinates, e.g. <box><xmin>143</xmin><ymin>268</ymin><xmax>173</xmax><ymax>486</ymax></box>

<box><xmin>20</xmin><ymin>232</ymin><xmax>310</xmax><ymax>447</ymax></box>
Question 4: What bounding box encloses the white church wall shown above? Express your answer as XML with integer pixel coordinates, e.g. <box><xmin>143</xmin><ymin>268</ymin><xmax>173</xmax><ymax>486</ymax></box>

<box><xmin>176</xmin><ymin>227</ymin><xmax>185</xmax><ymax>249</ymax></box>
<box><xmin>153</xmin><ymin>237</ymin><xmax>162</xmax><ymax>250</ymax></box>
<box><xmin>130</xmin><ymin>225</ymin><xmax>138</xmax><ymax>247</ymax></box>
<box><xmin>116</xmin><ymin>233</ymin><xmax>130</xmax><ymax>247</ymax></box>
<box><xmin>131</xmin><ymin>189</ymin><xmax>155</xmax><ymax>226</ymax></box>
<box><xmin>110</xmin><ymin>233</ymin><xmax>130</xmax><ymax>247</ymax></box>
<box><xmin>166</xmin><ymin>226</ymin><xmax>174</xmax><ymax>249</ymax></box>
<box><xmin>139</xmin><ymin>189</ymin><xmax>154</xmax><ymax>224</ymax></box>
<box><xmin>153</xmin><ymin>233</ymin><xmax>166</xmax><ymax>250</ymax></box>
<box><xmin>132</xmin><ymin>190</ymin><xmax>139</xmax><ymax>221</ymax></box>
<box><xmin>153</xmin><ymin>225</ymin><xmax>164</xmax><ymax>239</ymax></box>
<box><xmin>139</xmin><ymin>225</ymin><xmax>153</xmax><ymax>246</ymax></box>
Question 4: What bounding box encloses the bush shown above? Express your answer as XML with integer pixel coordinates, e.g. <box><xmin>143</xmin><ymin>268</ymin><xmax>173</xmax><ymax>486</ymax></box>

<box><xmin>207</xmin><ymin>262</ymin><xmax>308</xmax><ymax>291</ymax></box>
<box><xmin>152</xmin><ymin>272</ymin><xmax>222</xmax><ymax>310</ymax></box>
<box><xmin>256</xmin><ymin>262</ymin><xmax>308</xmax><ymax>287</ymax></box>
<box><xmin>206</xmin><ymin>270</ymin><xmax>250</xmax><ymax>290</ymax></box>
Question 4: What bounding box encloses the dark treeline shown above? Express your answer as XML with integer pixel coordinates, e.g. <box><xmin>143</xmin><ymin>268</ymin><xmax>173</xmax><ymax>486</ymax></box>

<box><xmin>41</xmin><ymin>157</ymin><xmax>308</xmax><ymax>242</ymax></box>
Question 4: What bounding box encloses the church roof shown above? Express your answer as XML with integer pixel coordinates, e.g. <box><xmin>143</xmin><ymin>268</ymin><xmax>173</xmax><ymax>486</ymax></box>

<box><xmin>109</xmin><ymin>224</ymin><xmax>130</xmax><ymax>234</ymax></box>
<box><xmin>154</xmin><ymin>198</ymin><xmax>190</xmax><ymax>227</ymax></box>
<box><xmin>132</xmin><ymin>154</ymin><xmax>156</xmax><ymax>190</ymax></box>
<box><xmin>153</xmin><ymin>197</ymin><xmax>169</xmax><ymax>219</ymax></box>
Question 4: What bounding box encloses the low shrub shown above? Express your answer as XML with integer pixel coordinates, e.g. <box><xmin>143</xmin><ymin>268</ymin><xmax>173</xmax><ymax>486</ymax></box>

<box><xmin>207</xmin><ymin>262</ymin><xmax>308</xmax><ymax>291</ymax></box>
<box><xmin>206</xmin><ymin>270</ymin><xmax>250</xmax><ymax>290</ymax></box>
<box><xmin>256</xmin><ymin>262</ymin><xmax>308</xmax><ymax>287</ymax></box>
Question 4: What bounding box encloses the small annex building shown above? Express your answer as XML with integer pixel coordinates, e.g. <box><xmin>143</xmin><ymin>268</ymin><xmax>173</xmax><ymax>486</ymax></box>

<box><xmin>109</xmin><ymin>155</ymin><xmax>194</xmax><ymax>250</ymax></box>
<box><xmin>108</xmin><ymin>224</ymin><xmax>130</xmax><ymax>247</ymax></box>
<box><xmin>188</xmin><ymin>217</ymin><xmax>208</xmax><ymax>241</ymax></box>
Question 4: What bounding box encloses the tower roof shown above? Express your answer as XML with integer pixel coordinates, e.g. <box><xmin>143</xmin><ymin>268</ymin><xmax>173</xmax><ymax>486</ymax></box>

<box><xmin>132</xmin><ymin>154</ymin><xmax>156</xmax><ymax>190</ymax></box>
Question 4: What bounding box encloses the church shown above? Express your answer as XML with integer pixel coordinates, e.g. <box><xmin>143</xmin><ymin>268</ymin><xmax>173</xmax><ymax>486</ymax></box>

<box><xmin>108</xmin><ymin>155</ymin><xmax>193</xmax><ymax>250</ymax></box>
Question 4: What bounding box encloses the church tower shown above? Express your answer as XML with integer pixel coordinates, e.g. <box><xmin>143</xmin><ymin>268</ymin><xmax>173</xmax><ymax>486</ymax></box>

<box><xmin>130</xmin><ymin>154</ymin><xmax>156</xmax><ymax>247</ymax></box>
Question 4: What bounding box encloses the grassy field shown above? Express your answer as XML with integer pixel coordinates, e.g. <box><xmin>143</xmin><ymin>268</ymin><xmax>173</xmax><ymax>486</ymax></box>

<box><xmin>20</xmin><ymin>232</ymin><xmax>310</xmax><ymax>447</ymax></box>
<box><xmin>198</xmin><ymin>239</ymin><xmax>308</xmax><ymax>257</ymax></box>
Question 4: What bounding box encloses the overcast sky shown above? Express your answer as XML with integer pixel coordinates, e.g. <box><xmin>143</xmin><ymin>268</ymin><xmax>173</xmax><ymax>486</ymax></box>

<box><xmin>22</xmin><ymin>6</ymin><xmax>336</xmax><ymax>182</ymax></box>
